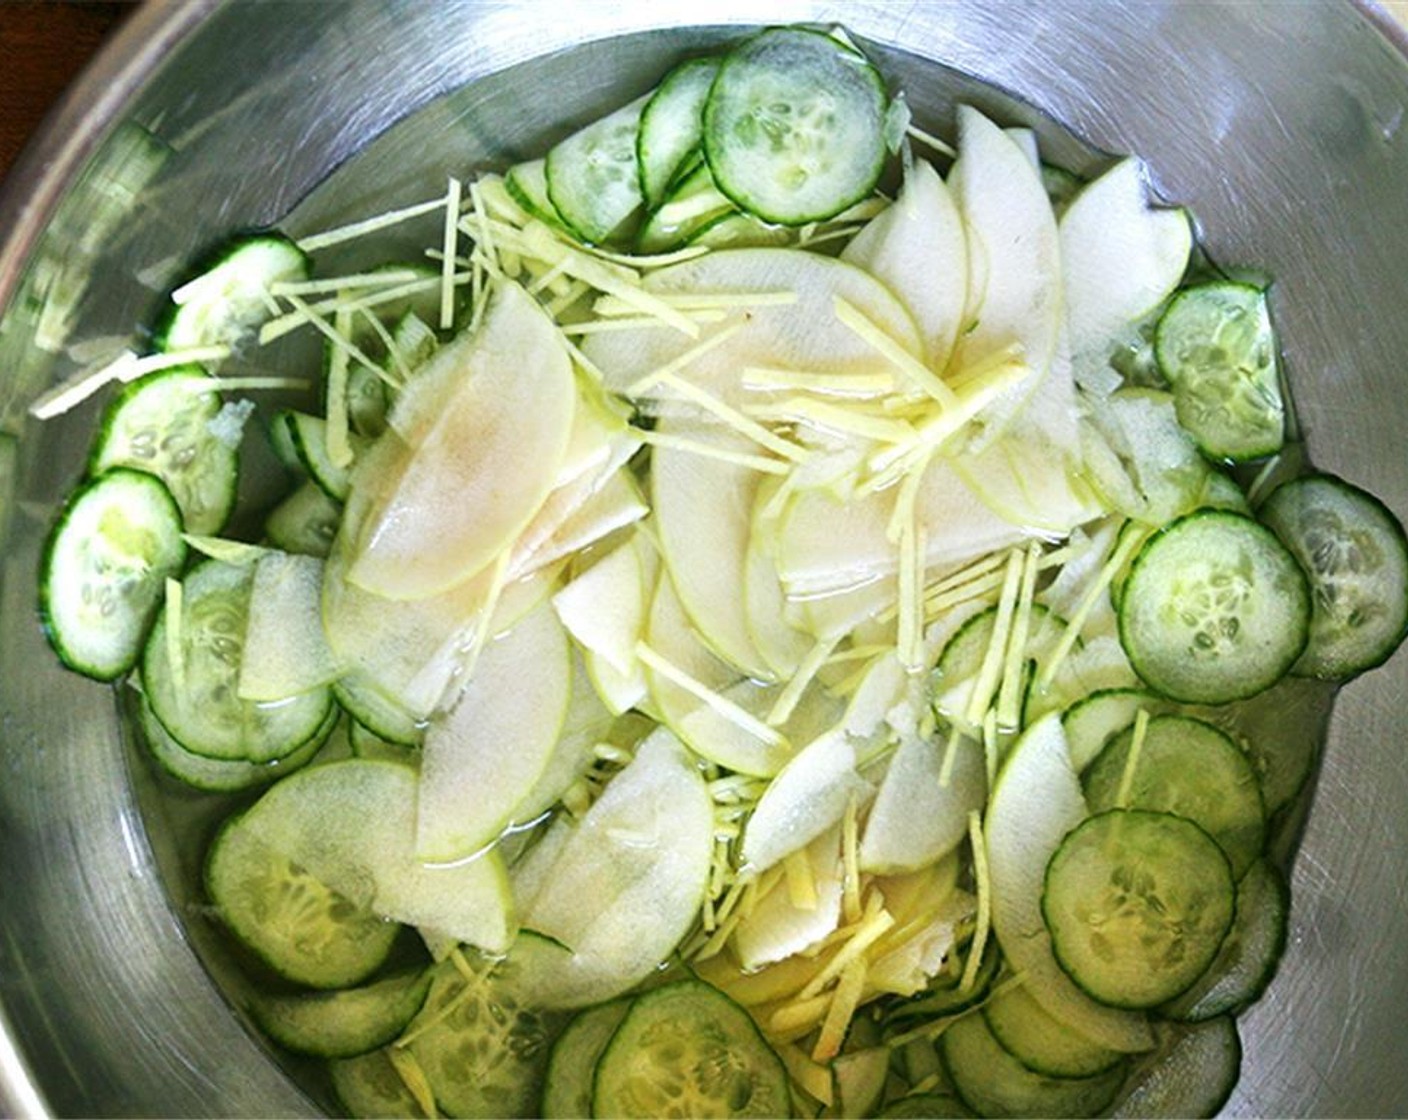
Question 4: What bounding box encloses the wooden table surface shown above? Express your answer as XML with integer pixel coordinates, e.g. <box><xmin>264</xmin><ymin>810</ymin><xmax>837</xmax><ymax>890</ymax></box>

<box><xmin>0</xmin><ymin>1</ymin><xmax>133</xmax><ymax>181</ymax></box>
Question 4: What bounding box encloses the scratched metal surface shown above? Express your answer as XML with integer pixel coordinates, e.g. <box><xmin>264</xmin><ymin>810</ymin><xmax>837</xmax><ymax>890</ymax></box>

<box><xmin>1</xmin><ymin>1</ymin><xmax>1406</xmax><ymax>1115</ymax></box>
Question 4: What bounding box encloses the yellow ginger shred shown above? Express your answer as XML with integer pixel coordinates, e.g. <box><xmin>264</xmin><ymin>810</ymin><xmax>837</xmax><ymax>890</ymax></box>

<box><xmin>769</xmin><ymin>994</ymin><xmax>834</xmax><ymax>1037</ymax></box>
<box><xmin>624</xmin><ymin>321</ymin><xmax>748</xmax><ymax>397</ymax></box>
<box><xmin>269</xmin><ymin>267</ymin><xmax>425</xmax><ymax>298</ymax></box>
<box><xmin>833</xmin><ymin>294</ymin><xmax>958</xmax><ymax>408</ymax></box>
<box><xmin>742</xmin><ymin>367</ymin><xmax>895</xmax><ymax>398</ymax></box>
<box><xmin>746</xmin><ymin>396</ymin><xmax>917</xmax><ymax>445</ymax></box>
<box><xmin>982</xmin><ymin>707</ymin><xmax>1000</xmax><ymax>793</ymax></box>
<box><xmin>842</xmin><ymin>795</ymin><xmax>863</xmax><ymax>923</ymax></box>
<box><xmin>634</xmin><ymin>642</ymin><xmax>788</xmax><ymax>749</ymax></box>
<box><xmin>937</xmin><ymin>723</ymin><xmax>966</xmax><ymax>790</ymax></box>
<box><xmin>767</xmin><ymin>632</ymin><xmax>841</xmax><ymax>727</ymax></box>
<box><xmin>633</xmin><ymin>426</ymin><xmax>790</xmax><ymax>476</ymax></box>
<box><xmin>964</xmin><ymin>548</ymin><xmax>1025</xmax><ymax>727</ymax></box>
<box><xmin>784</xmin><ymin>847</ymin><xmax>819</xmax><ymax>912</ymax></box>
<box><xmin>438</xmin><ymin>176</ymin><xmax>463</xmax><ymax>330</ymax></box>
<box><xmin>1115</xmin><ymin>708</ymin><xmax>1152</xmax><ymax>810</ymax></box>
<box><xmin>298</xmin><ymin>192</ymin><xmax>448</xmax><ymax>254</ymax></box>
<box><xmin>651</xmin><ymin>373</ymin><xmax>811</xmax><ymax>464</ymax></box>
<box><xmin>799</xmin><ymin>895</ymin><xmax>894</xmax><ymax>1002</ymax></box>
<box><xmin>775</xmin><ymin>1042</ymin><xmax>835</xmax><ymax>1109</ymax></box>
<box><xmin>277</xmin><ymin>293</ymin><xmax>383</xmax><ymax>384</ymax></box>
<box><xmin>386</xmin><ymin>1047</ymin><xmax>440</xmax><ymax>1120</ymax></box>
<box><xmin>995</xmin><ymin>542</ymin><xmax>1043</xmax><ymax>729</ymax></box>
<box><xmin>812</xmin><ymin>958</ymin><xmax>869</xmax><ymax>1062</ymax></box>
<box><xmin>959</xmin><ymin>810</ymin><xmax>991</xmax><ymax>994</ymax></box>
<box><xmin>1037</xmin><ymin>522</ymin><xmax>1149</xmax><ymax>689</ymax></box>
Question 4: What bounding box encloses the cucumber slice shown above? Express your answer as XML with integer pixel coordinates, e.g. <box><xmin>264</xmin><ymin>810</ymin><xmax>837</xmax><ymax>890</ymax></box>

<box><xmin>1154</xmin><ymin>281</ymin><xmax>1283</xmax><ymax>463</ymax></box>
<box><xmin>941</xmin><ymin>1011</ymin><xmax>1126</xmax><ymax>1120</ymax></box>
<box><xmin>1118</xmin><ymin>509</ymin><xmax>1310</xmax><ymax>704</ymax></box>
<box><xmin>400</xmin><ymin>946</ymin><xmax>562</xmax><ymax>1120</ymax></box>
<box><xmin>878</xmin><ymin>1093</ymin><xmax>973</xmax><ymax>1118</ymax></box>
<box><xmin>40</xmin><ymin>467</ymin><xmax>186</xmax><ymax>681</ymax></box>
<box><xmin>983</xmin><ymin>980</ymin><xmax>1125</xmax><ymax>1079</ymax></box>
<box><xmin>985</xmin><ymin>714</ymin><xmax>1154</xmax><ymax>1053</ymax></box>
<box><xmin>1162</xmin><ymin>857</ymin><xmax>1288</xmax><ymax>1023</ymax></box>
<box><xmin>1109</xmin><ymin>1017</ymin><xmax>1241</xmax><ymax>1119</ymax></box>
<box><xmin>546</xmin><ymin>95</ymin><xmax>648</xmax><ymax>245</ymax></box>
<box><xmin>638</xmin><ymin>58</ymin><xmax>720</xmax><ymax>209</ymax></box>
<box><xmin>205</xmin><ymin>804</ymin><xmax>399</xmax><ymax>989</ymax></box>
<box><xmin>505</xmin><ymin>158</ymin><xmax>565</xmax><ymax>228</ymax></box>
<box><xmin>271</xmin><ymin>410</ymin><xmax>368</xmax><ymax>501</ymax></box>
<box><xmin>227</xmin><ymin>757</ymin><xmax>513</xmax><ymax>952</ymax></box>
<box><xmin>1083</xmin><ymin>715</ymin><xmax>1266</xmax><ymax>878</ymax></box>
<box><xmin>703</xmin><ymin>26</ymin><xmax>887</xmax><ymax>225</ymax></box>
<box><xmin>590</xmin><ymin>980</ymin><xmax>791</xmax><ymax>1119</ymax></box>
<box><xmin>137</xmin><ymin>690</ymin><xmax>330</xmax><ymax>793</ymax></box>
<box><xmin>687</xmin><ymin>209</ymin><xmax>791</xmax><ymax>250</ymax></box>
<box><xmin>635</xmin><ymin>161</ymin><xmax>734</xmax><ymax>254</ymax></box>
<box><xmin>333</xmin><ymin>670</ymin><xmax>424</xmax><ymax>748</ymax></box>
<box><xmin>932</xmin><ymin>602</ymin><xmax>1067</xmax><ymax>726</ymax></box>
<box><xmin>541</xmin><ymin>997</ymin><xmax>632</xmax><ymax>1119</ymax></box>
<box><xmin>1225</xmin><ymin>675</ymin><xmax>1333</xmax><ymax>815</ymax></box>
<box><xmin>348</xmin><ymin>719</ymin><xmax>419</xmax><ymax>765</ymax></box>
<box><xmin>833</xmin><ymin>1045</ymin><xmax>889</xmax><ymax>1119</ymax></box>
<box><xmin>157</xmin><ymin>232</ymin><xmax>309</xmax><ymax>352</ymax></box>
<box><xmin>248</xmin><ymin>968</ymin><xmax>431</xmax><ymax>1058</ymax></box>
<box><xmin>142</xmin><ymin>559</ymin><xmax>334</xmax><ymax>763</ymax></box>
<box><xmin>90</xmin><ymin>367</ymin><xmax>240</xmax><ymax>534</ymax></box>
<box><xmin>1043</xmin><ymin>809</ymin><xmax>1236</xmax><ymax>1010</ymax></box>
<box><xmin>1259</xmin><ymin>472</ymin><xmax>1408</xmax><ymax>678</ymax></box>
<box><xmin>264</xmin><ymin>480</ymin><xmax>342</xmax><ymax>558</ymax></box>
<box><xmin>329</xmin><ymin>1048</ymin><xmax>430</xmax><ymax>1119</ymax></box>
<box><xmin>1062</xmin><ymin>687</ymin><xmax>1161</xmax><ymax>773</ymax></box>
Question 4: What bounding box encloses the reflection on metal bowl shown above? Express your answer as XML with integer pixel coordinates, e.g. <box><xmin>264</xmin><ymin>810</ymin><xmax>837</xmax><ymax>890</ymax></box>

<box><xmin>1</xmin><ymin>3</ymin><xmax>1407</xmax><ymax>1116</ymax></box>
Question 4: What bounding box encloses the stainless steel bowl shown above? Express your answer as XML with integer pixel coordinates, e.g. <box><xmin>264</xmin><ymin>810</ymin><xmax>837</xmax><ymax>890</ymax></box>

<box><xmin>3</xmin><ymin>2</ymin><xmax>1407</xmax><ymax>1115</ymax></box>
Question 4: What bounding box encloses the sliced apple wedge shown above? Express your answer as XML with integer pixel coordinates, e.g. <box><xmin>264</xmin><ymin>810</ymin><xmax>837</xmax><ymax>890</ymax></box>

<box><xmin>642</xmin><ymin>574</ymin><xmax>841</xmax><ymax>778</ymax></box>
<box><xmin>859</xmin><ymin>729</ymin><xmax>986</xmax><ymax>875</ymax></box>
<box><xmin>516</xmin><ymin>729</ymin><xmax>713</xmax><ymax>1009</ymax></box>
<box><xmin>842</xmin><ymin>157</ymin><xmax>968</xmax><ymax>372</ymax></box>
<box><xmin>741</xmin><ymin>730</ymin><xmax>874</xmax><ymax>874</ymax></box>
<box><xmin>555</xmin><ymin>532</ymin><xmax>658</xmax><ymax>715</ymax></box>
<box><xmin>1061</xmin><ymin>158</ymin><xmax>1192</xmax><ymax>369</ymax></box>
<box><xmin>652</xmin><ymin>419</ymin><xmax>773</xmax><ymax>680</ymax></box>
<box><xmin>416</xmin><ymin>599</ymin><xmax>572</xmax><ymax>863</ymax></box>
<box><xmin>348</xmin><ymin>281</ymin><xmax>575</xmax><ymax>600</ymax></box>
<box><xmin>950</xmin><ymin>107</ymin><xmax>1064</xmax><ymax>446</ymax></box>
<box><xmin>552</xmin><ymin>532</ymin><xmax>652</xmax><ymax>679</ymax></box>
